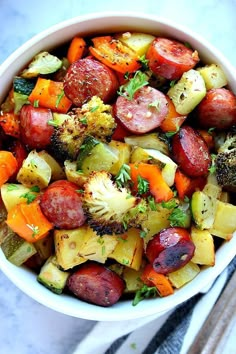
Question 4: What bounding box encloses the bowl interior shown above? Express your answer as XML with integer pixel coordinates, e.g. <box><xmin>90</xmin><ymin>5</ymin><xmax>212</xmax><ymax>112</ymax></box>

<box><xmin>0</xmin><ymin>12</ymin><xmax>236</xmax><ymax>321</ymax></box>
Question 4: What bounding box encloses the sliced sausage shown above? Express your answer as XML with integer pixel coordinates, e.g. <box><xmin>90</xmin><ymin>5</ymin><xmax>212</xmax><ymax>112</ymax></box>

<box><xmin>63</xmin><ymin>57</ymin><xmax>119</xmax><ymax>107</ymax></box>
<box><xmin>197</xmin><ymin>88</ymin><xmax>236</xmax><ymax>130</ymax></box>
<box><xmin>40</xmin><ymin>180</ymin><xmax>86</xmax><ymax>229</ymax></box>
<box><xmin>67</xmin><ymin>261</ymin><xmax>125</xmax><ymax>307</ymax></box>
<box><xmin>146</xmin><ymin>37</ymin><xmax>199</xmax><ymax>80</ymax></box>
<box><xmin>172</xmin><ymin>125</ymin><xmax>211</xmax><ymax>177</ymax></box>
<box><xmin>114</xmin><ymin>86</ymin><xmax>169</xmax><ymax>134</ymax></box>
<box><xmin>20</xmin><ymin>105</ymin><xmax>54</xmax><ymax>149</ymax></box>
<box><xmin>145</xmin><ymin>227</ymin><xmax>195</xmax><ymax>274</ymax></box>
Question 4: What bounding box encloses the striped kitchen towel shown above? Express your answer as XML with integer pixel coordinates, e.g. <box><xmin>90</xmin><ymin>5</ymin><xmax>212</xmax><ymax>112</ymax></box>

<box><xmin>72</xmin><ymin>256</ymin><xmax>236</xmax><ymax>354</ymax></box>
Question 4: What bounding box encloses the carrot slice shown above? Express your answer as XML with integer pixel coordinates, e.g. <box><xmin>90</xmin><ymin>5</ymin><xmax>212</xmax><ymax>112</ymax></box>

<box><xmin>129</xmin><ymin>163</ymin><xmax>174</xmax><ymax>202</ymax></box>
<box><xmin>141</xmin><ymin>264</ymin><xmax>174</xmax><ymax>297</ymax></box>
<box><xmin>174</xmin><ymin>169</ymin><xmax>206</xmax><ymax>200</ymax></box>
<box><xmin>67</xmin><ymin>37</ymin><xmax>86</xmax><ymax>63</ymax></box>
<box><xmin>28</xmin><ymin>77</ymin><xmax>72</xmax><ymax>113</ymax></box>
<box><xmin>0</xmin><ymin>151</ymin><xmax>18</xmax><ymax>186</ymax></box>
<box><xmin>160</xmin><ymin>96</ymin><xmax>187</xmax><ymax>133</ymax></box>
<box><xmin>6</xmin><ymin>200</ymin><xmax>53</xmax><ymax>243</ymax></box>
<box><xmin>0</xmin><ymin>112</ymin><xmax>20</xmax><ymax>138</ymax></box>
<box><xmin>197</xmin><ymin>129</ymin><xmax>215</xmax><ymax>150</ymax></box>
<box><xmin>89</xmin><ymin>36</ymin><xmax>141</xmax><ymax>74</ymax></box>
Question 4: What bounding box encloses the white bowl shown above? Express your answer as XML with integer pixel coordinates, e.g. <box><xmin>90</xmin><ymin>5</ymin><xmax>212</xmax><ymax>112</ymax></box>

<box><xmin>0</xmin><ymin>12</ymin><xmax>236</xmax><ymax>321</ymax></box>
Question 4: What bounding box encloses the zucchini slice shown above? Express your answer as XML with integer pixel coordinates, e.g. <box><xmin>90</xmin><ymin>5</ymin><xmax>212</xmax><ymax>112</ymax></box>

<box><xmin>76</xmin><ymin>136</ymin><xmax>119</xmax><ymax>175</ymax></box>
<box><xmin>1</xmin><ymin>233</ymin><xmax>37</xmax><ymax>266</ymax></box>
<box><xmin>37</xmin><ymin>255</ymin><xmax>69</xmax><ymax>294</ymax></box>
<box><xmin>13</xmin><ymin>76</ymin><xmax>35</xmax><ymax>95</ymax></box>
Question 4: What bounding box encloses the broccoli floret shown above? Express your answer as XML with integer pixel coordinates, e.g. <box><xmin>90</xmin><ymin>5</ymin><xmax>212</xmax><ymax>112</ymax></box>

<box><xmin>50</xmin><ymin>96</ymin><xmax>116</xmax><ymax>161</ymax></box>
<box><xmin>82</xmin><ymin>171</ymin><xmax>147</xmax><ymax>236</ymax></box>
<box><xmin>215</xmin><ymin>134</ymin><xmax>236</xmax><ymax>192</ymax></box>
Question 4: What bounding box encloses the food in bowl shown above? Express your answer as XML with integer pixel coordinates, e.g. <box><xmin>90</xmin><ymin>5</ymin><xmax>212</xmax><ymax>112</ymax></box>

<box><xmin>0</xmin><ymin>14</ymin><xmax>236</xmax><ymax>319</ymax></box>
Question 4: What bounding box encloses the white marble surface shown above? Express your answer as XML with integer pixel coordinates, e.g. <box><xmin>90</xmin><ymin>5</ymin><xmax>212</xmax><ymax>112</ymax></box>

<box><xmin>0</xmin><ymin>1</ymin><xmax>236</xmax><ymax>354</ymax></box>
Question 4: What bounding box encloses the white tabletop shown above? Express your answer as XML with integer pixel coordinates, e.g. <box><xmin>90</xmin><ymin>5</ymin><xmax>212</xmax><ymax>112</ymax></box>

<box><xmin>0</xmin><ymin>1</ymin><xmax>236</xmax><ymax>353</ymax></box>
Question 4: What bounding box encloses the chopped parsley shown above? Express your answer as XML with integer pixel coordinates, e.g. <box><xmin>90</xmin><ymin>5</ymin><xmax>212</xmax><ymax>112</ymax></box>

<box><xmin>161</xmin><ymin>199</ymin><xmax>178</xmax><ymax>209</ymax></box>
<box><xmin>148</xmin><ymin>100</ymin><xmax>160</xmax><ymax>110</ymax></box>
<box><xmin>26</xmin><ymin>224</ymin><xmax>39</xmax><ymax>237</ymax></box>
<box><xmin>168</xmin><ymin>207</ymin><xmax>186</xmax><ymax>227</ymax></box>
<box><xmin>55</xmin><ymin>89</ymin><xmax>65</xmax><ymax>108</ymax></box>
<box><xmin>47</xmin><ymin>119</ymin><xmax>59</xmax><ymax>127</ymax></box>
<box><xmin>137</xmin><ymin>175</ymin><xmax>149</xmax><ymax>195</ymax></box>
<box><xmin>7</xmin><ymin>184</ymin><xmax>19</xmax><ymax>191</ymax></box>
<box><xmin>147</xmin><ymin>196</ymin><xmax>157</xmax><ymax>211</ymax></box>
<box><xmin>132</xmin><ymin>285</ymin><xmax>158</xmax><ymax>306</ymax></box>
<box><xmin>170</xmin><ymin>80</ymin><xmax>176</xmax><ymax>87</ymax></box>
<box><xmin>138</xmin><ymin>54</ymin><xmax>149</xmax><ymax>70</ymax></box>
<box><xmin>118</xmin><ymin>70</ymin><xmax>149</xmax><ymax>100</ymax></box>
<box><xmin>33</xmin><ymin>99</ymin><xmax>39</xmax><ymax>107</ymax></box>
<box><xmin>90</xmin><ymin>105</ymin><xmax>99</xmax><ymax>112</ymax></box>
<box><xmin>140</xmin><ymin>230</ymin><xmax>148</xmax><ymax>238</ymax></box>
<box><xmin>165</xmin><ymin>128</ymin><xmax>179</xmax><ymax>138</ymax></box>
<box><xmin>20</xmin><ymin>186</ymin><xmax>40</xmax><ymax>204</ymax></box>
<box><xmin>115</xmin><ymin>164</ymin><xmax>131</xmax><ymax>188</ymax></box>
<box><xmin>80</xmin><ymin>117</ymin><xmax>88</xmax><ymax>125</ymax></box>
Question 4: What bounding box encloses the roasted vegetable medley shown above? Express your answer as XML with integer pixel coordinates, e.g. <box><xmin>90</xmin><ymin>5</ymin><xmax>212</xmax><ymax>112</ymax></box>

<box><xmin>0</xmin><ymin>31</ymin><xmax>236</xmax><ymax>307</ymax></box>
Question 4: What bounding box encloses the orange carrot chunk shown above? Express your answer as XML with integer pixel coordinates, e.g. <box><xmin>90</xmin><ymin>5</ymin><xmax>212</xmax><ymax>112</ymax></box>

<box><xmin>174</xmin><ymin>169</ymin><xmax>206</xmax><ymax>200</ymax></box>
<box><xmin>160</xmin><ymin>96</ymin><xmax>187</xmax><ymax>133</ymax></box>
<box><xmin>6</xmin><ymin>200</ymin><xmax>53</xmax><ymax>243</ymax></box>
<box><xmin>0</xmin><ymin>112</ymin><xmax>20</xmax><ymax>138</ymax></box>
<box><xmin>141</xmin><ymin>264</ymin><xmax>174</xmax><ymax>297</ymax></box>
<box><xmin>89</xmin><ymin>36</ymin><xmax>141</xmax><ymax>74</ymax></box>
<box><xmin>67</xmin><ymin>37</ymin><xmax>86</xmax><ymax>63</ymax></box>
<box><xmin>28</xmin><ymin>77</ymin><xmax>72</xmax><ymax>113</ymax></box>
<box><xmin>0</xmin><ymin>151</ymin><xmax>18</xmax><ymax>186</ymax></box>
<box><xmin>129</xmin><ymin>163</ymin><xmax>174</xmax><ymax>202</ymax></box>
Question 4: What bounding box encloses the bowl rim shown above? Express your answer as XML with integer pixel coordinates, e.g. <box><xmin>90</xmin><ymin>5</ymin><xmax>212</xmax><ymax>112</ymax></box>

<box><xmin>0</xmin><ymin>11</ymin><xmax>236</xmax><ymax>321</ymax></box>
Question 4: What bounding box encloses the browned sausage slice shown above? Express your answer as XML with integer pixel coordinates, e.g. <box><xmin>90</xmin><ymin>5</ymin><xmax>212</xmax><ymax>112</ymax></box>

<box><xmin>20</xmin><ymin>105</ymin><xmax>54</xmax><ymax>149</ymax></box>
<box><xmin>63</xmin><ymin>57</ymin><xmax>119</xmax><ymax>107</ymax></box>
<box><xmin>67</xmin><ymin>262</ymin><xmax>125</xmax><ymax>307</ymax></box>
<box><xmin>145</xmin><ymin>227</ymin><xmax>195</xmax><ymax>274</ymax></box>
<box><xmin>40</xmin><ymin>180</ymin><xmax>86</xmax><ymax>229</ymax></box>
<box><xmin>114</xmin><ymin>86</ymin><xmax>168</xmax><ymax>134</ymax></box>
<box><xmin>172</xmin><ymin>125</ymin><xmax>211</xmax><ymax>177</ymax></box>
<box><xmin>197</xmin><ymin>88</ymin><xmax>236</xmax><ymax>130</ymax></box>
<box><xmin>146</xmin><ymin>37</ymin><xmax>199</xmax><ymax>80</ymax></box>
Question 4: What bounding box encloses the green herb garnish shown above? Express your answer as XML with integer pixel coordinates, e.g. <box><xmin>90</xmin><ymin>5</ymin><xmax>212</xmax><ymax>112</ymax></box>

<box><xmin>132</xmin><ymin>285</ymin><xmax>158</xmax><ymax>306</ymax></box>
<box><xmin>168</xmin><ymin>207</ymin><xmax>186</xmax><ymax>227</ymax></box>
<box><xmin>55</xmin><ymin>90</ymin><xmax>65</xmax><ymax>108</ymax></box>
<box><xmin>115</xmin><ymin>164</ymin><xmax>131</xmax><ymax>188</ymax></box>
<box><xmin>7</xmin><ymin>184</ymin><xmax>19</xmax><ymax>191</ymax></box>
<box><xmin>118</xmin><ymin>71</ymin><xmax>149</xmax><ymax>100</ymax></box>
<box><xmin>137</xmin><ymin>175</ymin><xmax>149</xmax><ymax>194</ymax></box>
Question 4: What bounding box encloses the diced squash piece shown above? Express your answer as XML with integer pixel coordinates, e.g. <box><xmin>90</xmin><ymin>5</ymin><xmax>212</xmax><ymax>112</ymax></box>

<box><xmin>117</xmin><ymin>32</ymin><xmax>155</xmax><ymax>56</ymax></box>
<box><xmin>37</xmin><ymin>255</ymin><xmax>69</xmax><ymax>294</ymax></box>
<box><xmin>191</xmin><ymin>191</ymin><xmax>217</xmax><ymax>230</ymax></box>
<box><xmin>123</xmin><ymin>266</ymin><xmax>144</xmax><ymax>293</ymax></box>
<box><xmin>109</xmin><ymin>228</ymin><xmax>143</xmax><ymax>270</ymax></box>
<box><xmin>34</xmin><ymin>234</ymin><xmax>54</xmax><ymax>262</ymax></box>
<box><xmin>54</xmin><ymin>227</ymin><xmax>87</xmax><ymax>270</ymax></box>
<box><xmin>190</xmin><ymin>227</ymin><xmax>215</xmax><ymax>266</ymax></box>
<box><xmin>125</xmin><ymin>133</ymin><xmax>169</xmax><ymax>155</ymax></box>
<box><xmin>1</xmin><ymin>183</ymin><xmax>39</xmax><ymax>211</ymax></box>
<box><xmin>17</xmin><ymin>150</ymin><xmax>51</xmax><ymax>189</ymax></box>
<box><xmin>108</xmin><ymin>140</ymin><xmax>131</xmax><ymax>175</ymax></box>
<box><xmin>64</xmin><ymin>160</ymin><xmax>87</xmax><ymax>187</ymax></box>
<box><xmin>38</xmin><ymin>151</ymin><xmax>65</xmax><ymax>181</ymax></box>
<box><xmin>141</xmin><ymin>208</ymin><xmax>171</xmax><ymax>247</ymax></box>
<box><xmin>209</xmin><ymin>200</ymin><xmax>236</xmax><ymax>240</ymax></box>
<box><xmin>168</xmin><ymin>69</ymin><xmax>206</xmax><ymax>115</ymax></box>
<box><xmin>168</xmin><ymin>262</ymin><xmax>200</xmax><ymax>288</ymax></box>
<box><xmin>131</xmin><ymin>146</ymin><xmax>151</xmax><ymax>164</ymax></box>
<box><xmin>197</xmin><ymin>64</ymin><xmax>227</xmax><ymax>90</ymax></box>
<box><xmin>1</xmin><ymin>232</ymin><xmax>37</xmax><ymax>266</ymax></box>
<box><xmin>78</xmin><ymin>227</ymin><xmax>118</xmax><ymax>263</ymax></box>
